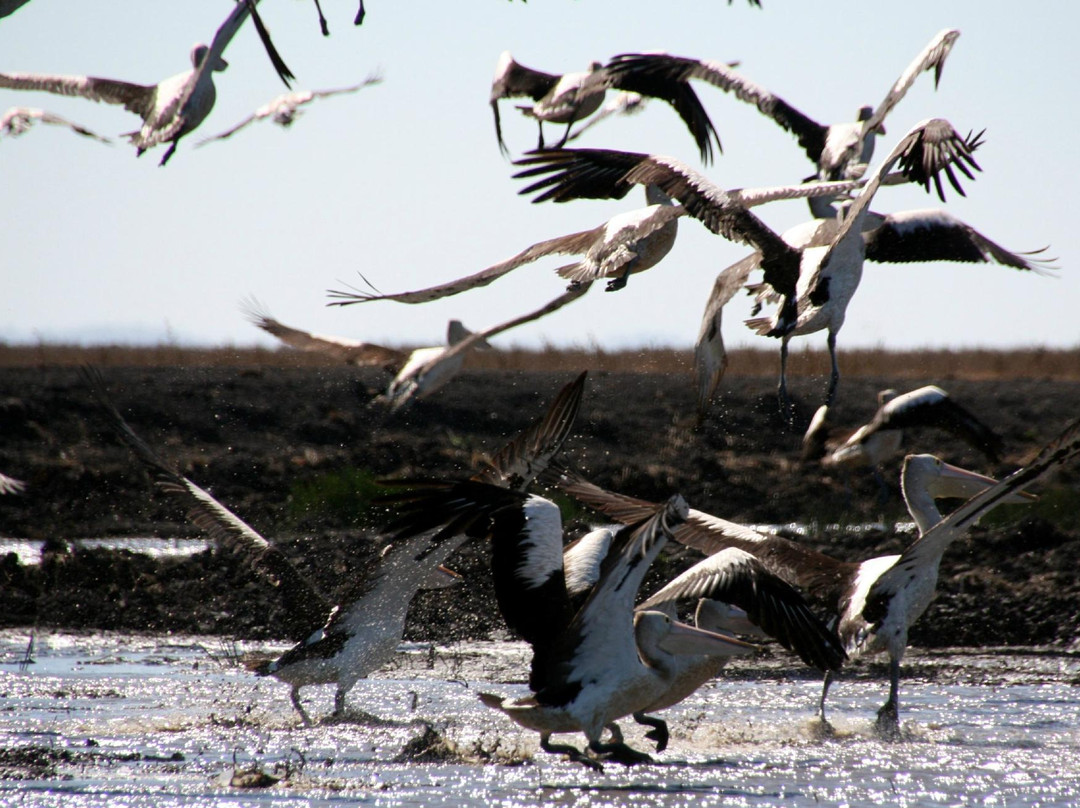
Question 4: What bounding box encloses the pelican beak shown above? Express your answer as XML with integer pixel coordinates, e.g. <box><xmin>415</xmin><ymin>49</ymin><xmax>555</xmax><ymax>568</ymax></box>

<box><xmin>658</xmin><ymin>616</ymin><xmax>759</xmax><ymax>658</ymax></box>
<box><xmin>935</xmin><ymin>461</ymin><xmax>1037</xmax><ymax>504</ymax></box>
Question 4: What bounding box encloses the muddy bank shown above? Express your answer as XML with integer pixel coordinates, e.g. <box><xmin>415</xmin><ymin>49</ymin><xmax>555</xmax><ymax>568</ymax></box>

<box><xmin>0</xmin><ymin>364</ymin><xmax>1078</xmax><ymax>648</ymax></box>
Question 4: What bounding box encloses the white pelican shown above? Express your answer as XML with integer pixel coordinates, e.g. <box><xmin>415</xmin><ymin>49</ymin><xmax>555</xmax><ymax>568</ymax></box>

<box><xmin>0</xmin><ymin>0</ymin><xmax>293</xmax><ymax>165</ymax></box>
<box><xmin>242</xmin><ymin>301</ymin><xmax>487</xmax><ymax>412</ymax></box>
<box><xmin>196</xmin><ymin>73</ymin><xmax>382</xmax><ymax>146</ymax></box>
<box><xmin>1</xmin><ymin>106</ymin><xmax>111</xmax><ymax>143</ymax></box>
<box><xmin>490</xmin><ymin>51</ymin><xmax>720</xmax><ymax>161</ymax></box>
<box><xmin>803</xmin><ymin>385</ymin><xmax>1005</xmax><ymax>469</ymax></box>
<box><xmin>550</xmin><ymin>482</ymin><xmax>846</xmax><ymax>752</ymax></box>
<box><xmin>85</xmin><ymin>366</ymin><xmax>586</xmax><ymax>725</ymax></box>
<box><xmin>0</xmin><ymin>471</ymin><xmax>25</xmax><ymax>495</ymax></box>
<box><xmin>604</xmin><ymin>29</ymin><xmax>960</xmax><ymax>191</ymax></box>
<box><xmin>513</xmin><ymin>118</ymin><xmax>982</xmax><ymax>356</ymax></box>
<box><xmin>328</xmin><ymin>179</ymin><xmax>864</xmax><ymax>305</ymax></box>
<box><xmin>385</xmin><ymin>479</ymin><xmax>757</xmax><ymax>769</ymax></box>
<box><xmin>695</xmin><ymin>207</ymin><xmax>1055</xmax><ymax>414</ymax></box>
<box><xmin>545</xmin><ymin>425</ymin><xmax>1080</xmax><ymax>736</ymax></box>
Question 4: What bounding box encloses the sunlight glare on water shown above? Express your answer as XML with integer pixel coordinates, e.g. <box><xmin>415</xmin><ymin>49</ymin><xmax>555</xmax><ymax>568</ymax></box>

<box><xmin>1</xmin><ymin>630</ymin><xmax>1078</xmax><ymax>807</ymax></box>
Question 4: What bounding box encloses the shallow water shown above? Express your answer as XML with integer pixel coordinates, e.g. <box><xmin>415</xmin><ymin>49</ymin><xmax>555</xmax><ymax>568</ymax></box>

<box><xmin>1</xmin><ymin>630</ymin><xmax>1078</xmax><ymax>807</ymax></box>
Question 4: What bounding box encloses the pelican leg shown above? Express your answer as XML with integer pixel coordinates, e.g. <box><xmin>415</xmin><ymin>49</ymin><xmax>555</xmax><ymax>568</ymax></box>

<box><xmin>874</xmin><ymin>658</ymin><xmax>902</xmax><ymax>739</ymax></box>
<box><xmin>553</xmin><ymin>119</ymin><xmax>576</xmax><ymax>149</ymax></box>
<box><xmin>311</xmin><ymin>0</ymin><xmax>329</xmax><ymax>34</ymax></box>
<box><xmin>588</xmin><ymin>738</ymin><xmax>653</xmax><ymax>767</ymax></box>
<box><xmin>290</xmin><ymin>686</ymin><xmax>313</xmax><ymax>727</ymax></box>
<box><xmin>824</xmin><ymin>330</ymin><xmax>840</xmax><ymax>408</ymax></box>
<box><xmin>541</xmin><ymin>733</ymin><xmax>603</xmax><ymax>771</ymax></box>
<box><xmin>536</xmin><ymin>122</ymin><xmax>546</xmax><ymax>151</ymax></box>
<box><xmin>605</xmin><ymin>273</ymin><xmax>630</xmax><ymax>292</ymax></box>
<box><xmin>158</xmin><ymin>140</ymin><xmax>179</xmax><ymax>167</ymax></box>
<box><xmin>334</xmin><ymin>687</ymin><xmax>347</xmax><ymax>717</ymax></box>
<box><xmin>818</xmin><ymin>670</ymin><xmax>834</xmax><ymax>724</ymax></box>
<box><xmin>778</xmin><ymin>337</ymin><xmax>796</xmax><ymax>426</ymax></box>
<box><xmin>353</xmin><ymin>0</ymin><xmax>365</xmax><ymax>25</ymax></box>
<box><xmin>604</xmin><ymin>723</ymin><xmax>625</xmax><ymax>744</ymax></box>
<box><xmin>632</xmin><ymin>712</ymin><xmax>669</xmax><ymax>752</ymax></box>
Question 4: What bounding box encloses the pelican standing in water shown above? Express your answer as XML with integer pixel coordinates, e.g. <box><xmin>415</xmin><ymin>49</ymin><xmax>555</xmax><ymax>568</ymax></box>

<box><xmin>547</xmin><ymin>423</ymin><xmax>1080</xmax><ymax>736</ymax></box>
<box><xmin>384</xmin><ymin>479</ymin><xmax>754</xmax><ymax>769</ymax></box>
<box><xmin>85</xmin><ymin>367</ymin><xmax>587</xmax><ymax>724</ymax></box>
<box><xmin>0</xmin><ymin>0</ymin><xmax>293</xmax><ymax>164</ymax></box>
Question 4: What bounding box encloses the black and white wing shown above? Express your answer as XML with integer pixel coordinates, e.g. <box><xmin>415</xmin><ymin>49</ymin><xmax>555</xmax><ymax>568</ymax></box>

<box><xmin>638</xmin><ymin>547</ymin><xmax>847</xmax><ymax>671</ymax></box>
<box><xmin>603</xmin><ymin>52</ymin><xmax>829</xmax><ymax>167</ymax></box>
<box><xmin>865</xmin><ymin>209</ymin><xmax>1056</xmax><ymax>274</ymax></box>
<box><xmin>82</xmin><ymin>366</ymin><xmax>331</xmax><ymax>640</ymax></box>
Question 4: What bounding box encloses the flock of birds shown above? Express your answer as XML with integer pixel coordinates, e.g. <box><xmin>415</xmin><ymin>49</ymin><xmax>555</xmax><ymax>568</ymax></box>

<box><xmin>1</xmin><ymin>0</ymin><xmax>1074</xmax><ymax>773</ymax></box>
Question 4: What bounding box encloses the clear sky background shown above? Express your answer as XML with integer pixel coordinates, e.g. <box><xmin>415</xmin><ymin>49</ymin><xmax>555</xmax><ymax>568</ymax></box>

<box><xmin>0</xmin><ymin>1</ymin><xmax>1075</xmax><ymax>353</ymax></box>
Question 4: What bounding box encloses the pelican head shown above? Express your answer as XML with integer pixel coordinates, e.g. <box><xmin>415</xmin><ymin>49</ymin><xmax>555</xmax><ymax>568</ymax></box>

<box><xmin>857</xmin><ymin>104</ymin><xmax>885</xmax><ymax>135</ymax></box>
<box><xmin>634</xmin><ymin>610</ymin><xmax>757</xmax><ymax>665</ymax></box>
<box><xmin>903</xmin><ymin>454</ymin><xmax>1035</xmax><ymax>506</ymax></box>
<box><xmin>192</xmin><ymin>43</ymin><xmax>229</xmax><ymax>72</ymax></box>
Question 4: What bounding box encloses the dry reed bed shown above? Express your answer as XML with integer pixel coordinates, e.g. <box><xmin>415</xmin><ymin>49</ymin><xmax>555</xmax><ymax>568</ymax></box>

<box><xmin>1</xmin><ymin>344</ymin><xmax>1078</xmax><ymax>380</ymax></box>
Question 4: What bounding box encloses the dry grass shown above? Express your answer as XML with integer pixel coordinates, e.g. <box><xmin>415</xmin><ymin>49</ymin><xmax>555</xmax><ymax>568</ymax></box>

<box><xmin>1</xmin><ymin>343</ymin><xmax>1078</xmax><ymax>380</ymax></box>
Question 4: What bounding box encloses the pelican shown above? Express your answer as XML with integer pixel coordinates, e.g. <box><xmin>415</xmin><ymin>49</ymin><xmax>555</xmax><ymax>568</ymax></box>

<box><xmin>84</xmin><ymin>366</ymin><xmax>586</xmax><ymax>725</ymax></box>
<box><xmin>547</xmin><ymin>422</ymin><xmax>1080</xmax><ymax>736</ymax></box>
<box><xmin>491</xmin><ymin>51</ymin><xmax>720</xmax><ymax>161</ymax></box>
<box><xmin>513</xmin><ymin>118</ymin><xmax>982</xmax><ymax>356</ymax></box>
<box><xmin>196</xmin><ymin>73</ymin><xmax>382</xmax><ymax>146</ymax></box>
<box><xmin>242</xmin><ymin>301</ymin><xmax>486</xmax><ymax>412</ymax></box>
<box><xmin>696</xmin><ymin>208</ymin><xmax>1055</xmax><ymax>414</ymax></box>
<box><xmin>803</xmin><ymin>385</ymin><xmax>1005</xmax><ymax>469</ymax></box>
<box><xmin>328</xmin><ymin>179</ymin><xmax>864</xmax><ymax>306</ymax></box>
<box><xmin>1</xmin><ymin>106</ymin><xmax>110</xmax><ymax>143</ymax></box>
<box><xmin>0</xmin><ymin>0</ymin><xmax>293</xmax><ymax>165</ymax></box>
<box><xmin>385</xmin><ymin>479</ymin><xmax>757</xmax><ymax>769</ymax></box>
<box><xmin>0</xmin><ymin>471</ymin><xmax>25</xmax><ymax>495</ymax></box>
<box><xmin>604</xmin><ymin>29</ymin><xmax>960</xmax><ymax>192</ymax></box>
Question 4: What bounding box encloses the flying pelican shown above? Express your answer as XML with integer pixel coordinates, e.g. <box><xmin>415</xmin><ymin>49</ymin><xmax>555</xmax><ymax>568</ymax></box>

<box><xmin>803</xmin><ymin>385</ymin><xmax>1005</xmax><ymax>469</ymax></box>
<box><xmin>513</xmin><ymin>117</ymin><xmax>982</xmax><ymax>361</ymax></box>
<box><xmin>695</xmin><ymin>208</ymin><xmax>1055</xmax><ymax>414</ymax></box>
<box><xmin>490</xmin><ymin>51</ymin><xmax>721</xmax><ymax>161</ymax></box>
<box><xmin>327</xmin><ymin>179</ymin><xmax>864</xmax><ymax>305</ymax></box>
<box><xmin>384</xmin><ymin>479</ymin><xmax>759</xmax><ymax>769</ymax></box>
<box><xmin>0</xmin><ymin>471</ymin><xmax>25</xmax><ymax>495</ymax></box>
<box><xmin>84</xmin><ymin>366</ymin><xmax>586</xmax><ymax>724</ymax></box>
<box><xmin>546</xmin><ymin>424</ymin><xmax>1080</xmax><ymax>736</ymax></box>
<box><xmin>242</xmin><ymin>301</ymin><xmax>487</xmax><ymax>412</ymax></box>
<box><xmin>196</xmin><ymin>73</ymin><xmax>382</xmax><ymax>146</ymax></box>
<box><xmin>1</xmin><ymin>106</ymin><xmax>110</xmax><ymax>143</ymax></box>
<box><xmin>604</xmin><ymin>29</ymin><xmax>960</xmax><ymax>191</ymax></box>
<box><xmin>0</xmin><ymin>0</ymin><xmax>293</xmax><ymax>165</ymax></box>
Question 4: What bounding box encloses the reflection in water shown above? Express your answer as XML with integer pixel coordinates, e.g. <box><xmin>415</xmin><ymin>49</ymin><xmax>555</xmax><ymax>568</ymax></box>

<box><xmin>0</xmin><ymin>630</ymin><xmax>1078</xmax><ymax>807</ymax></box>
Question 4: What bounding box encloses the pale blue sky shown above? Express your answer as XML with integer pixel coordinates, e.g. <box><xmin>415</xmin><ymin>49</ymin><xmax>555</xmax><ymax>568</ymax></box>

<box><xmin>1</xmin><ymin>1</ymin><xmax>1075</xmax><ymax>351</ymax></box>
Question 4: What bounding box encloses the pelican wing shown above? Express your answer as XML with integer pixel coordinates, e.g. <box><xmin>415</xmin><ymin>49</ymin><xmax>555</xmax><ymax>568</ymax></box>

<box><xmin>514</xmin><ymin>148</ymin><xmax>802</xmax><ymax>332</ymax></box>
<box><xmin>601</xmin><ymin>56</ymin><xmax>721</xmax><ymax>163</ymax></box>
<box><xmin>638</xmin><ymin>547</ymin><xmax>846</xmax><ymax>671</ymax></box>
<box><xmin>490</xmin><ymin>52</ymin><xmax>560</xmax><ymax>154</ymax></box>
<box><xmin>1</xmin><ymin>106</ymin><xmax>112</xmax><ymax>142</ymax></box>
<box><xmin>856</xmin><ymin>385</ymin><xmax>1004</xmax><ymax>462</ymax></box>
<box><xmin>82</xmin><ymin>366</ymin><xmax>331</xmax><ymax>640</ymax></box>
<box><xmin>242</xmin><ymin>300</ymin><xmax>406</xmax><ymax>369</ymax></box>
<box><xmin>604</xmin><ymin>53</ymin><xmax>828</xmax><ymax>165</ymax></box>
<box><xmin>328</xmin><ymin>226</ymin><xmax>605</xmax><ymax>306</ymax></box>
<box><xmin>865</xmin><ymin>417</ymin><xmax>1080</xmax><ymax>622</ymax></box>
<box><xmin>473</xmin><ymin>371</ymin><xmax>586</xmax><ymax>491</ymax></box>
<box><xmin>862</xmin><ymin>29</ymin><xmax>960</xmax><ymax>136</ymax></box>
<box><xmin>0</xmin><ymin>72</ymin><xmax>155</xmax><ymax>118</ymax></box>
<box><xmin>865</xmin><ymin>209</ymin><xmax>1056</xmax><ymax>274</ymax></box>
<box><xmin>0</xmin><ymin>471</ymin><xmax>25</xmax><ymax>495</ymax></box>
<box><xmin>694</xmin><ymin>252</ymin><xmax>762</xmax><ymax>410</ymax></box>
